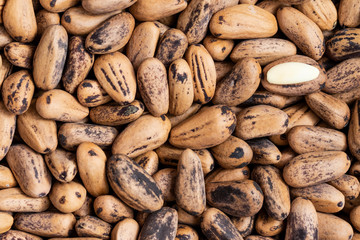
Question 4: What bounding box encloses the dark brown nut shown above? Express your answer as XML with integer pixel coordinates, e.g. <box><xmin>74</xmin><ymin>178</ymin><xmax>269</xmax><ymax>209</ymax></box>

<box><xmin>3</xmin><ymin>0</ymin><xmax>36</xmax><ymax>42</ymax></box>
<box><xmin>0</xmin><ymin>101</ymin><xmax>16</xmax><ymax>161</ymax></box>
<box><xmin>82</xmin><ymin>0</ymin><xmax>135</xmax><ymax>15</ymax></box>
<box><xmin>175</xmin><ymin>224</ymin><xmax>199</xmax><ymax>240</ymax></box>
<box><xmin>349</xmin><ymin>100</ymin><xmax>360</xmax><ymax>161</ymax></box>
<box><xmin>45</xmin><ymin>148</ymin><xmax>77</xmax><ymax>183</ymax></box>
<box><xmin>36</xmin><ymin>9</ymin><xmax>60</xmax><ymax>36</ymax></box>
<box><xmin>352</xmin><ymin>206</ymin><xmax>360</xmax><ymax>232</ymax></box>
<box><xmin>333</xmin><ymin>87</ymin><xmax>360</xmax><ymax>105</ymax></box>
<box><xmin>130</xmin><ymin>0</ymin><xmax>187</xmax><ymax>21</ymax></box>
<box><xmin>305</xmin><ymin>91</ymin><xmax>350</xmax><ymax>129</ymax></box>
<box><xmin>203</xmin><ymin>36</ymin><xmax>234</xmax><ymax>61</ymax></box>
<box><xmin>290</xmin><ymin>183</ymin><xmax>345</xmax><ymax>213</ymax></box>
<box><xmin>111</xmin><ymin>218</ymin><xmax>140</xmax><ymax>240</ymax></box>
<box><xmin>211</xmin><ymin>135</ymin><xmax>252</xmax><ymax>169</ymax></box>
<box><xmin>210</xmin><ymin>4</ymin><xmax>277</xmax><ymax>40</ymax></box>
<box><xmin>326</xmin><ymin>28</ymin><xmax>360</xmax><ymax>61</ymax></box>
<box><xmin>328</xmin><ymin>174</ymin><xmax>360</xmax><ymax>201</ymax></box>
<box><xmin>252</xmin><ymin>165</ymin><xmax>290</xmax><ymax>220</ymax></box>
<box><xmin>74</xmin><ymin>195</ymin><xmax>94</xmax><ymax>217</ymax></box>
<box><xmin>0</xmin><ymin>212</ymin><xmax>13</xmax><ymax>234</ymax></box>
<box><xmin>0</xmin><ymin>230</ymin><xmax>43</xmax><ymax>240</ymax></box>
<box><xmin>185</xmin><ymin>44</ymin><xmax>216</xmax><ymax>104</ymax></box>
<box><xmin>170</xmin><ymin>105</ymin><xmax>236</xmax><ymax>149</ymax></box>
<box><xmin>324</xmin><ymin>57</ymin><xmax>360</xmax><ymax>94</ymax></box>
<box><xmin>14</xmin><ymin>212</ymin><xmax>76</xmax><ymax>237</ymax></box>
<box><xmin>285</xmin><ymin>197</ymin><xmax>318</xmax><ymax>240</ymax></box>
<box><xmin>134</xmin><ymin>151</ymin><xmax>159</xmax><ymax>176</ymax></box>
<box><xmin>75</xmin><ymin>215</ymin><xmax>111</xmax><ymax>239</ymax></box>
<box><xmin>112</xmin><ymin>114</ymin><xmax>171</xmax><ymax>158</ymax></box>
<box><xmin>235</xmin><ymin>105</ymin><xmax>288</xmax><ymax>140</ymax></box>
<box><xmin>205</xmin><ymin>167</ymin><xmax>250</xmax><ymax>184</ymax></box>
<box><xmin>201</xmin><ymin>208</ymin><xmax>244</xmax><ymax>240</ymax></box>
<box><xmin>215</xmin><ymin>61</ymin><xmax>233</xmax><ymax>82</ymax></box>
<box><xmin>274</xmin><ymin>147</ymin><xmax>297</xmax><ymax>169</ymax></box>
<box><xmin>254</xmin><ymin>210</ymin><xmax>284</xmax><ymax>237</ymax></box>
<box><xmin>90</xmin><ymin>100</ymin><xmax>144</xmax><ymax>126</ymax></box>
<box><xmin>168</xmin><ymin>103</ymin><xmax>201</xmax><ymax>127</ymax></box>
<box><xmin>137</xmin><ymin>58</ymin><xmax>169</xmax><ymax>116</ymax></box>
<box><xmin>61</xmin><ymin>7</ymin><xmax>121</xmax><ymax>36</ymax></box>
<box><xmin>297</xmin><ymin>0</ymin><xmax>337</xmax><ymax>31</ymax></box>
<box><xmin>261</xmin><ymin>55</ymin><xmax>326</xmax><ymax>96</ymax></box>
<box><xmin>0</xmin><ymin>187</ymin><xmax>50</xmax><ymax>212</ymax></box>
<box><xmin>25</xmin><ymin>87</ymin><xmax>62</xmax><ymax>112</ymax></box>
<box><xmin>277</xmin><ymin>6</ymin><xmax>325</xmax><ymax>60</ymax></box>
<box><xmin>2</xmin><ymin>70</ymin><xmax>34</xmax><ymax>115</ymax></box>
<box><xmin>93</xmin><ymin>52</ymin><xmax>137</xmax><ymax>105</ymax></box>
<box><xmin>230</xmin><ymin>38</ymin><xmax>296</xmax><ymax>66</ymax></box>
<box><xmin>6</xmin><ymin>144</ymin><xmax>52</xmax><ymax>198</ymax></box>
<box><xmin>287</xmin><ymin>125</ymin><xmax>347</xmax><ymax>154</ymax></box>
<box><xmin>77</xmin><ymin>79</ymin><xmax>112</xmax><ymax>107</ymax></box>
<box><xmin>33</xmin><ymin>25</ymin><xmax>68</xmax><ymax>90</ymax></box>
<box><xmin>176</xmin><ymin>205</ymin><xmax>201</xmax><ymax>226</ymax></box>
<box><xmin>338</xmin><ymin>0</ymin><xmax>360</xmax><ymax>27</ymax></box>
<box><xmin>152</xmin><ymin>168</ymin><xmax>176</xmax><ymax>202</ymax></box>
<box><xmin>213</xmin><ymin>58</ymin><xmax>261</xmax><ymax>106</ymax></box>
<box><xmin>175</xmin><ymin>149</ymin><xmax>206</xmax><ymax>216</ymax></box>
<box><xmin>49</xmin><ymin>181</ymin><xmax>86</xmax><ymax>213</ymax></box>
<box><xmin>17</xmin><ymin>101</ymin><xmax>57</xmax><ymax>154</ymax></box>
<box><xmin>0</xmin><ymin>26</ymin><xmax>13</xmax><ymax>49</ymax></box>
<box><xmin>62</xmin><ymin>36</ymin><xmax>94</xmax><ymax>94</ymax></box>
<box><xmin>126</xmin><ymin>22</ymin><xmax>160</xmax><ymax>70</ymax></box>
<box><xmin>156</xmin><ymin>29</ymin><xmax>188</xmax><ymax>67</ymax></box>
<box><xmin>58</xmin><ymin>123</ymin><xmax>118</xmax><ymax>151</ymax></box>
<box><xmin>39</xmin><ymin>0</ymin><xmax>79</xmax><ymax>13</ymax></box>
<box><xmin>177</xmin><ymin>0</ymin><xmax>211</xmax><ymax>44</ymax></box>
<box><xmin>247</xmin><ymin>138</ymin><xmax>281</xmax><ymax>165</ymax></box>
<box><xmin>231</xmin><ymin>216</ymin><xmax>254</xmax><ymax>238</ymax></box>
<box><xmin>85</xmin><ymin>13</ymin><xmax>135</xmax><ymax>54</ymax></box>
<box><xmin>168</xmin><ymin>58</ymin><xmax>194</xmax><ymax>116</ymax></box>
<box><xmin>241</xmin><ymin>91</ymin><xmax>288</xmax><ymax>109</ymax></box>
<box><xmin>318</xmin><ymin>212</ymin><xmax>354</xmax><ymax>240</ymax></box>
<box><xmin>138</xmin><ymin>207</ymin><xmax>178</xmax><ymax>240</ymax></box>
<box><xmin>0</xmin><ymin>165</ymin><xmax>17</xmax><ymax>189</ymax></box>
<box><xmin>94</xmin><ymin>195</ymin><xmax>133</xmax><ymax>224</ymax></box>
<box><xmin>76</xmin><ymin>142</ymin><xmax>109</xmax><ymax>197</ymax></box>
<box><xmin>107</xmin><ymin>154</ymin><xmax>164</xmax><ymax>212</ymax></box>
<box><xmin>283</xmin><ymin>151</ymin><xmax>351</xmax><ymax>188</ymax></box>
<box><xmin>4</xmin><ymin>42</ymin><xmax>35</xmax><ymax>69</ymax></box>
<box><xmin>206</xmin><ymin>180</ymin><xmax>263</xmax><ymax>217</ymax></box>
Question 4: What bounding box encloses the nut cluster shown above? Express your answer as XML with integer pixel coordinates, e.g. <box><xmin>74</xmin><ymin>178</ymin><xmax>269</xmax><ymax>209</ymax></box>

<box><xmin>0</xmin><ymin>0</ymin><xmax>360</xmax><ymax>239</ymax></box>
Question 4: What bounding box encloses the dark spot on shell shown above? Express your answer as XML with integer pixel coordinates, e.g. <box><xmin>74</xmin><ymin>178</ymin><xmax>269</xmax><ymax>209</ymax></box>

<box><xmin>64</xmin><ymin>15</ymin><xmax>71</xmax><ymax>23</ymax></box>
<box><xmin>75</xmin><ymin>192</ymin><xmax>82</xmax><ymax>198</ymax></box>
<box><xmin>88</xmin><ymin>150</ymin><xmax>97</xmax><ymax>156</ymax></box>
<box><xmin>161</xmin><ymin>115</ymin><xmax>166</xmax><ymax>121</ymax></box>
<box><xmin>96</xmin><ymin>207</ymin><xmax>103</xmax><ymax>214</ymax></box>
<box><xmin>59</xmin><ymin>196</ymin><xmax>66</xmax><ymax>204</ymax></box>
<box><xmin>82</xmin><ymin>82</ymin><xmax>93</xmax><ymax>88</ymax></box>
<box><xmin>229</xmin><ymin>147</ymin><xmax>244</xmax><ymax>159</ymax></box>
<box><xmin>50</xmin><ymin>0</ymin><xmax>56</xmax><ymax>7</ymax></box>
<box><xmin>46</xmin><ymin>96</ymin><xmax>51</xmax><ymax>104</ymax></box>
<box><xmin>337</xmin><ymin>201</ymin><xmax>343</xmax><ymax>207</ymax></box>
<box><xmin>44</xmin><ymin>148</ymin><xmax>50</xmax><ymax>153</ymax></box>
<box><xmin>59</xmin><ymin>171</ymin><xmax>67</xmax><ymax>181</ymax></box>
<box><xmin>58</xmin><ymin>134</ymin><xmax>67</xmax><ymax>146</ymax></box>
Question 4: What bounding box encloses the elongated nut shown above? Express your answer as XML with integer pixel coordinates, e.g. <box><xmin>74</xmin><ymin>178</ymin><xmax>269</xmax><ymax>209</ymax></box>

<box><xmin>170</xmin><ymin>105</ymin><xmax>236</xmax><ymax>149</ymax></box>
<box><xmin>175</xmin><ymin>149</ymin><xmax>206</xmax><ymax>216</ymax></box>
<box><xmin>285</xmin><ymin>197</ymin><xmax>318</xmax><ymax>240</ymax></box>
